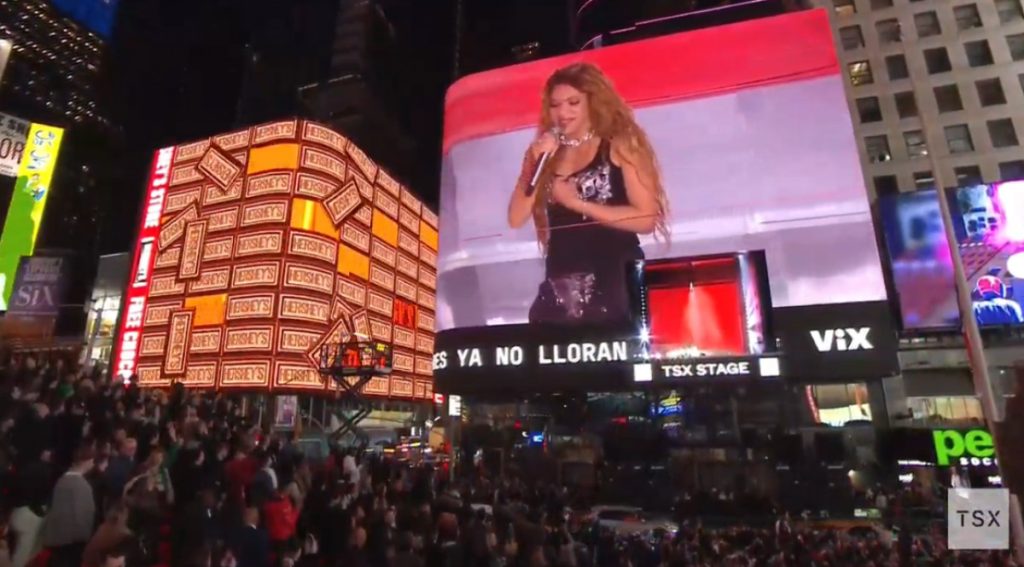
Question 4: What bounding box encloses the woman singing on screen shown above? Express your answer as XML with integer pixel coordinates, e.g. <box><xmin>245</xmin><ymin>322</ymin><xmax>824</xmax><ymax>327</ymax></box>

<box><xmin>508</xmin><ymin>62</ymin><xmax>670</xmax><ymax>325</ymax></box>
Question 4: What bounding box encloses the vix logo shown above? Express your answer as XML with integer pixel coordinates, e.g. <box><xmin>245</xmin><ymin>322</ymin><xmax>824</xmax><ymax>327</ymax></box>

<box><xmin>810</xmin><ymin>327</ymin><xmax>873</xmax><ymax>352</ymax></box>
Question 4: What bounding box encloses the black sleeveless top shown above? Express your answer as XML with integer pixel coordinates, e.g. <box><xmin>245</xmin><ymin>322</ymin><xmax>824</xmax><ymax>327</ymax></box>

<box><xmin>544</xmin><ymin>139</ymin><xmax>642</xmax><ymax>278</ymax></box>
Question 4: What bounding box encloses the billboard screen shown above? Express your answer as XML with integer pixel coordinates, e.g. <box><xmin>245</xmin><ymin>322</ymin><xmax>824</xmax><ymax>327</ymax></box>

<box><xmin>880</xmin><ymin>181</ymin><xmax>1024</xmax><ymax>330</ymax></box>
<box><xmin>0</xmin><ymin>113</ymin><xmax>30</xmax><ymax>177</ymax></box>
<box><xmin>112</xmin><ymin>120</ymin><xmax>437</xmax><ymax>399</ymax></box>
<box><xmin>438</xmin><ymin>10</ymin><xmax>885</xmax><ymax>331</ymax></box>
<box><xmin>51</xmin><ymin>0</ymin><xmax>119</xmax><ymax>39</ymax></box>
<box><xmin>0</xmin><ymin>122</ymin><xmax>64</xmax><ymax>310</ymax></box>
<box><xmin>434</xmin><ymin>11</ymin><xmax>892</xmax><ymax>392</ymax></box>
<box><xmin>8</xmin><ymin>254</ymin><xmax>67</xmax><ymax>315</ymax></box>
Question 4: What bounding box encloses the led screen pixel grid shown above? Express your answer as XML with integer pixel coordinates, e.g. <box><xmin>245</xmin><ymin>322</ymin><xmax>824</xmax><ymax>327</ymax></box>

<box><xmin>436</xmin><ymin>10</ymin><xmax>887</xmax><ymax>332</ymax></box>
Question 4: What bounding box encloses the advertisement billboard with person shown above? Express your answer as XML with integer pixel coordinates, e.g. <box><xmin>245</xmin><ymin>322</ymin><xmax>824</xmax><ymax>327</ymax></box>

<box><xmin>434</xmin><ymin>10</ymin><xmax>896</xmax><ymax>393</ymax></box>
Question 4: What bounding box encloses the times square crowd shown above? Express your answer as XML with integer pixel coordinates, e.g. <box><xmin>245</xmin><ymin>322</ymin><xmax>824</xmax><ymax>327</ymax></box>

<box><xmin>0</xmin><ymin>351</ymin><xmax>1018</xmax><ymax>567</ymax></box>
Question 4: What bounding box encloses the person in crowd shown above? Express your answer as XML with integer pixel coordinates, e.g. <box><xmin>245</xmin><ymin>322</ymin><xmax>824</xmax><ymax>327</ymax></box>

<box><xmin>262</xmin><ymin>484</ymin><xmax>298</xmax><ymax>556</ymax></box>
<box><xmin>40</xmin><ymin>445</ymin><xmax>96</xmax><ymax>567</ymax></box>
<box><xmin>231</xmin><ymin>507</ymin><xmax>268</xmax><ymax>567</ymax></box>
<box><xmin>2</xmin><ymin>350</ymin><xmax>1022</xmax><ymax>567</ymax></box>
<box><xmin>82</xmin><ymin>504</ymin><xmax>132</xmax><ymax>567</ymax></box>
<box><xmin>105</xmin><ymin>438</ymin><xmax>137</xmax><ymax>503</ymax></box>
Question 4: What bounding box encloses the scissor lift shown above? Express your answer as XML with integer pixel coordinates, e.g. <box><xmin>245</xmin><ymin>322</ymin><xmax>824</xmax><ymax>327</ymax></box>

<box><xmin>316</xmin><ymin>340</ymin><xmax>393</xmax><ymax>445</ymax></box>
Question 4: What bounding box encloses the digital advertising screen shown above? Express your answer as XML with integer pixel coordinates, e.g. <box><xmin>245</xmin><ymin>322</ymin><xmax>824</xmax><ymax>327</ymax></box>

<box><xmin>112</xmin><ymin>120</ymin><xmax>437</xmax><ymax>398</ymax></box>
<box><xmin>0</xmin><ymin>122</ymin><xmax>64</xmax><ymax>310</ymax></box>
<box><xmin>434</xmin><ymin>10</ymin><xmax>892</xmax><ymax>393</ymax></box>
<box><xmin>880</xmin><ymin>180</ymin><xmax>1024</xmax><ymax>330</ymax></box>
<box><xmin>50</xmin><ymin>0</ymin><xmax>119</xmax><ymax>39</ymax></box>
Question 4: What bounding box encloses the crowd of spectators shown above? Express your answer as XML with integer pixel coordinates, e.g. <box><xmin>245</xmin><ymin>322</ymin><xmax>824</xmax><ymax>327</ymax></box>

<box><xmin>0</xmin><ymin>351</ymin><xmax>1020</xmax><ymax>567</ymax></box>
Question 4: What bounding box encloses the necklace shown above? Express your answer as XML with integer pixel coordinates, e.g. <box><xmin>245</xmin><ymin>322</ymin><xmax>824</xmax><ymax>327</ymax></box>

<box><xmin>558</xmin><ymin>130</ymin><xmax>594</xmax><ymax>147</ymax></box>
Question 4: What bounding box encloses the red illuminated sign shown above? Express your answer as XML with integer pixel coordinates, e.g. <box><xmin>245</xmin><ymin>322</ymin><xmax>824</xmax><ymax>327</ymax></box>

<box><xmin>393</xmin><ymin>297</ymin><xmax>418</xmax><ymax>329</ymax></box>
<box><xmin>113</xmin><ymin>146</ymin><xmax>175</xmax><ymax>381</ymax></box>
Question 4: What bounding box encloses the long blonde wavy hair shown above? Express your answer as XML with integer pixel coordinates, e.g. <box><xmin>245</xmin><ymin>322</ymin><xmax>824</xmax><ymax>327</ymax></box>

<box><xmin>531</xmin><ymin>62</ymin><xmax>670</xmax><ymax>249</ymax></box>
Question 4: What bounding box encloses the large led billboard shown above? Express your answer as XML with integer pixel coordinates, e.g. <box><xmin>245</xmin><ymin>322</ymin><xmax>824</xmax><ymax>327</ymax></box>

<box><xmin>0</xmin><ymin>122</ymin><xmax>64</xmax><ymax>309</ymax></box>
<box><xmin>113</xmin><ymin>120</ymin><xmax>437</xmax><ymax>399</ymax></box>
<box><xmin>434</xmin><ymin>10</ymin><xmax>894</xmax><ymax>393</ymax></box>
<box><xmin>879</xmin><ymin>181</ymin><xmax>1024</xmax><ymax>330</ymax></box>
<box><xmin>51</xmin><ymin>0</ymin><xmax>119</xmax><ymax>39</ymax></box>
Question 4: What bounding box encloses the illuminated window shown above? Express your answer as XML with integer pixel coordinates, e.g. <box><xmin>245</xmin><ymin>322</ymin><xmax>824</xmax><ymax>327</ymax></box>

<box><xmin>876</xmin><ymin>19</ymin><xmax>902</xmax><ymax>43</ymax></box>
<box><xmin>924</xmin><ymin>47</ymin><xmax>953</xmax><ymax>73</ymax></box>
<box><xmin>894</xmin><ymin>91</ymin><xmax>918</xmax><ymax>118</ymax></box>
<box><xmin>904</xmin><ymin>130</ymin><xmax>929</xmax><ymax>158</ymax></box>
<box><xmin>908</xmin><ymin>396</ymin><xmax>983</xmax><ymax>423</ymax></box>
<box><xmin>976</xmin><ymin>78</ymin><xmax>1006</xmax><ymax>106</ymax></box>
<box><xmin>944</xmin><ymin>124</ymin><xmax>975</xmax><ymax>153</ymax></box>
<box><xmin>988</xmin><ymin>118</ymin><xmax>1019</xmax><ymax>147</ymax></box>
<box><xmin>933</xmin><ymin>84</ymin><xmax>963</xmax><ymax>112</ymax></box>
<box><xmin>848</xmin><ymin>60</ymin><xmax>874</xmax><ymax>85</ymax></box>
<box><xmin>834</xmin><ymin>0</ymin><xmax>857</xmax><ymax>17</ymax></box>
<box><xmin>840</xmin><ymin>26</ymin><xmax>865</xmax><ymax>50</ymax></box>
<box><xmin>856</xmin><ymin>96</ymin><xmax>883</xmax><ymax>122</ymax></box>
<box><xmin>955</xmin><ymin>4</ymin><xmax>983</xmax><ymax>29</ymax></box>
<box><xmin>915</xmin><ymin>11</ymin><xmax>942</xmax><ymax>37</ymax></box>
<box><xmin>965</xmin><ymin>40</ymin><xmax>995</xmax><ymax>67</ymax></box>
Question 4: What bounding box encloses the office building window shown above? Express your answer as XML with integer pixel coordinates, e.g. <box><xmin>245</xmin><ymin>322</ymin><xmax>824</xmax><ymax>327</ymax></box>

<box><xmin>988</xmin><ymin>118</ymin><xmax>1019</xmax><ymax>147</ymax></box>
<box><xmin>999</xmin><ymin>160</ymin><xmax>1024</xmax><ymax>181</ymax></box>
<box><xmin>915</xmin><ymin>11</ymin><xmax>942</xmax><ymax>37</ymax></box>
<box><xmin>865</xmin><ymin>135</ymin><xmax>892</xmax><ymax>162</ymax></box>
<box><xmin>934</xmin><ymin>84</ymin><xmax>964</xmax><ymax>112</ymax></box>
<box><xmin>945</xmin><ymin>124</ymin><xmax>974</xmax><ymax>153</ymax></box>
<box><xmin>834</xmin><ymin>0</ymin><xmax>857</xmax><ymax>16</ymax></box>
<box><xmin>856</xmin><ymin>97</ymin><xmax>883</xmax><ymax>122</ymax></box>
<box><xmin>870</xmin><ymin>0</ymin><xmax>893</xmax><ymax>8</ymax></box>
<box><xmin>954</xmin><ymin>166</ymin><xmax>983</xmax><ymax>185</ymax></box>
<box><xmin>874</xmin><ymin>175</ymin><xmax>900</xmax><ymax>196</ymax></box>
<box><xmin>848</xmin><ymin>61</ymin><xmax>874</xmax><ymax>85</ymax></box>
<box><xmin>904</xmin><ymin>130</ymin><xmax>929</xmax><ymax>158</ymax></box>
<box><xmin>895</xmin><ymin>91</ymin><xmax>918</xmax><ymax>118</ymax></box>
<box><xmin>876</xmin><ymin>19</ymin><xmax>902</xmax><ymax>43</ymax></box>
<box><xmin>997</xmin><ymin>0</ymin><xmax>1023</xmax><ymax>23</ymax></box>
<box><xmin>954</xmin><ymin>4</ymin><xmax>983</xmax><ymax>29</ymax></box>
<box><xmin>886</xmin><ymin>54</ymin><xmax>910</xmax><ymax>79</ymax></box>
<box><xmin>965</xmin><ymin>40</ymin><xmax>995</xmax><ymax>66</ymax></box>
<box><xmin>924</xmin><ymin>48</ymin><xmax>953</xmax><ymax>73</ymax></box>
<box><xmin>913</xmin><ymin>171</ymin><xmax>934</xmax><ymax>189</ymax></box>
<box><xmin>976</xmin><ymin>78</ymin><xmax>1006</xmax><ymax>106</ymax></box>
<box><xmin>840</xmin><ymin>26</ymin><xmax>865</xmax><ymax>50</ymax></box>
<box><xmin>1009</xmin><ymin>34</ymin><xmax>1024</xmax><ymax>61</ymax></box>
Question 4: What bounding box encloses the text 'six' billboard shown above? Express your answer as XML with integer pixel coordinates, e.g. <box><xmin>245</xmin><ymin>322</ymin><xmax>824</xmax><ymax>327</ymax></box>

<box><xmin>113</xmin><ymin>120</ymin><xmax>438</xmax><ymax>399</ymax></box>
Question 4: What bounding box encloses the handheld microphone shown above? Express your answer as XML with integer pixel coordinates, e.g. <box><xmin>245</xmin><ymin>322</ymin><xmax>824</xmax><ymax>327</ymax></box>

<box><xmin>525</xmin><ymin>128</ymin><xmax>559</xmax><ymax>197</ymax></box>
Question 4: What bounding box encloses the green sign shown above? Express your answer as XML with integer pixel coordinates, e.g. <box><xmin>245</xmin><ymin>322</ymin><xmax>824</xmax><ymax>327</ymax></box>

<box><xmin>932</xmin><ymin>429</ymin><xmax>996</xmax><ymax>466</ymax></box>
<box><xmin>0</xmin><ymin>122</ymin><xmax>63</xmax><ymax>308</ymax></box>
